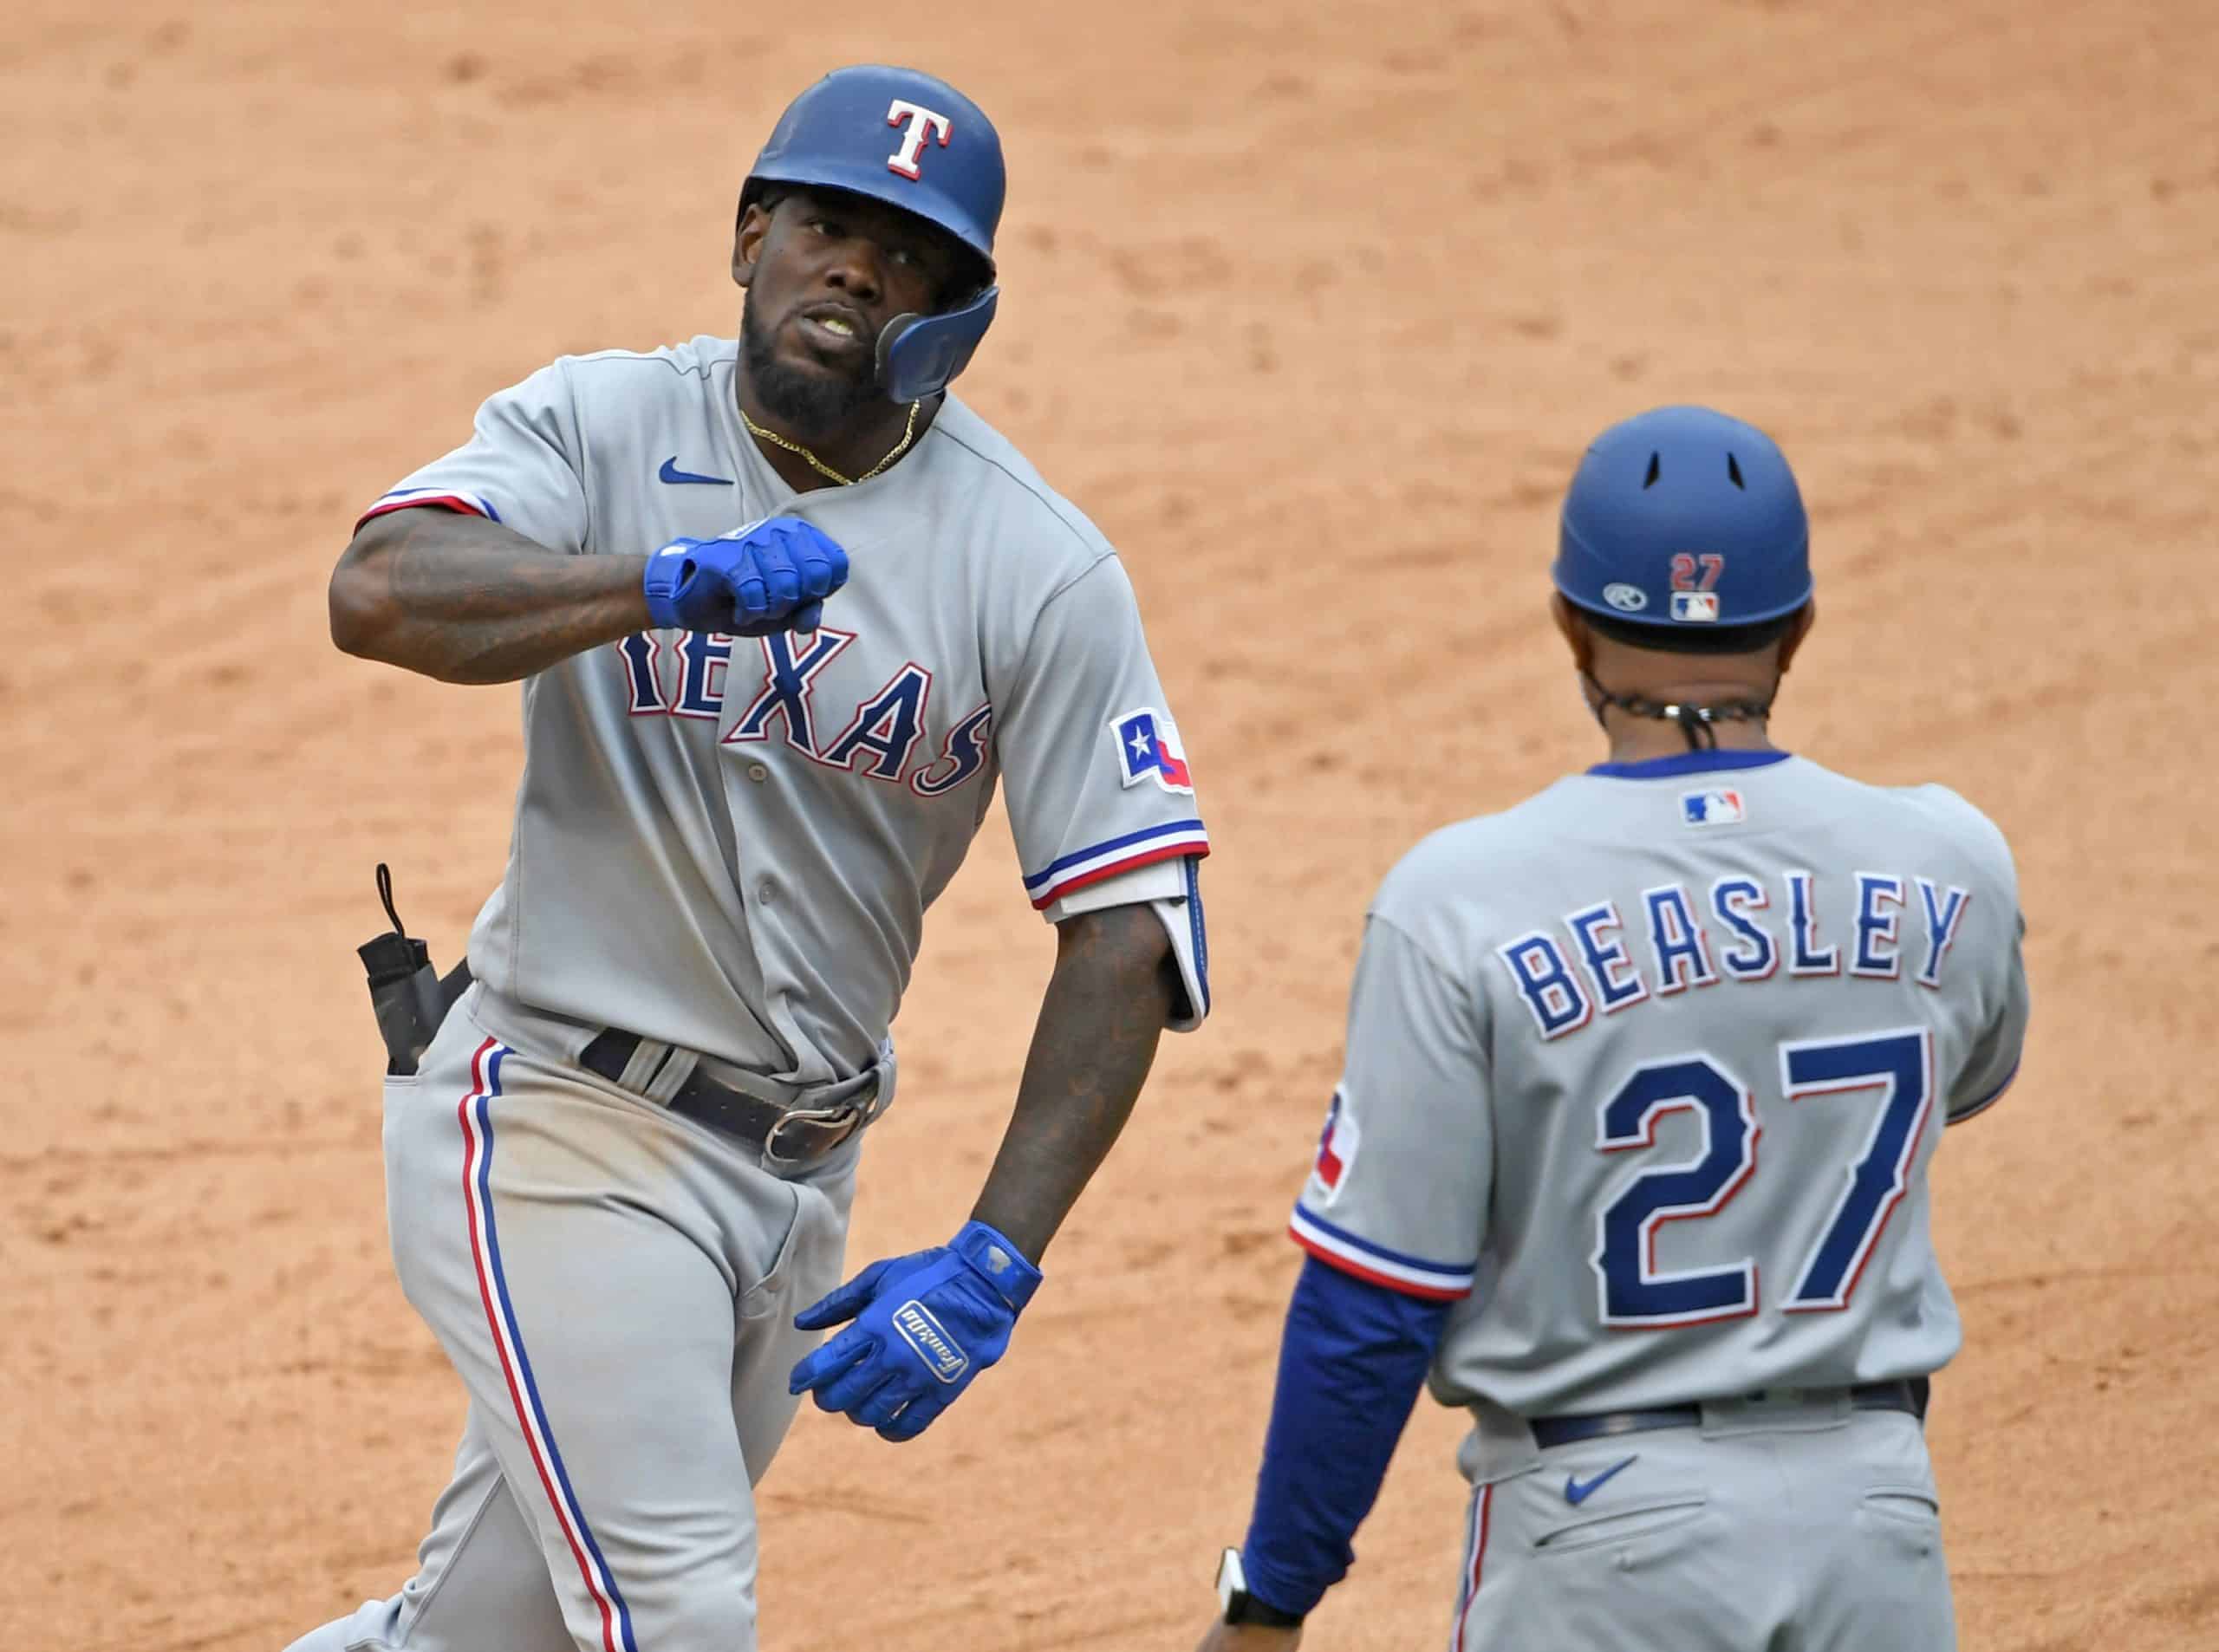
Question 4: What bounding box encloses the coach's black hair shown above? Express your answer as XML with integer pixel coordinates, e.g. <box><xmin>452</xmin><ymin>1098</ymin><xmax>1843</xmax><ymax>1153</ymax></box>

<box><xmin>1581</xmin><ymin>604</ymin><xmax>1806</xmax><ymax>656</ymax></box>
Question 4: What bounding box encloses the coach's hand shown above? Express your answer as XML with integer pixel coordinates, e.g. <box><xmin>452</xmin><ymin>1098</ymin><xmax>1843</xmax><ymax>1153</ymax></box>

<box><xmin>642</xmin><ymin>517</ymin><xmax>849</xmax><ymax>637</ymax></box>
<box><xmin>788</xmin><ymin>1220</ymin><xmax>1041</xmax><ymax>1441</ymax></box>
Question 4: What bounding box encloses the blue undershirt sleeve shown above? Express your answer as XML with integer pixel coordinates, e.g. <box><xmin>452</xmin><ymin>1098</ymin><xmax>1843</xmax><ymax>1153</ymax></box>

<box><xmin>1236</xmin><ymin>1254</ymin><xmax>1453</xmax><ymax>1617</ymax></box>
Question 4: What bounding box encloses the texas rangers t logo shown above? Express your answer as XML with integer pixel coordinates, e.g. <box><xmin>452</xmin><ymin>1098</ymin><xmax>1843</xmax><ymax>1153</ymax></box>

<box><xmin>886</xmin><ymin>100</ymin><xmax>953</xmax><ymax>179</ymax></box>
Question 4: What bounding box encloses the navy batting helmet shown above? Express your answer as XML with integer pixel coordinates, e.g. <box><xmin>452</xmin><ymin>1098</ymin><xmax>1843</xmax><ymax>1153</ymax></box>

<box><xmin>743</xmin><ymin>65</ymin><xmax>1005</xmax><ymax>402</ymax></box>
<box><xmin>1552</xmin><ymin>406</ymin><xmax>1813</xmax><ymax>639</ymax></box>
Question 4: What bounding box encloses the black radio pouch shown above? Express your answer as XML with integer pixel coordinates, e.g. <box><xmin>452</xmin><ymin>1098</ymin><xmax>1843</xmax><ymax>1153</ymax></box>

<box><xmin>357</xmin><ymin>863</ymin><xmax>475</xmax><ymax>1076</ymax></box>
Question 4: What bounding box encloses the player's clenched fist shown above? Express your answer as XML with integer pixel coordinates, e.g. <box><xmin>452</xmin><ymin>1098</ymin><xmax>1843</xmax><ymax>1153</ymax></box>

<box><xmin>788</xmin><ymin>1221</ymin><xmax>1041</xmax><ymax>1441</ymax></box>
<box><xmin>641</xmin><ymin>517</ymin><xmax>849</xmax><ymax>637</ymax></box>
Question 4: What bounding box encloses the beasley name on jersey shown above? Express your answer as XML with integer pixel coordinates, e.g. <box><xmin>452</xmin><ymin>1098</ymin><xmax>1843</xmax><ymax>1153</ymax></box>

<box><xmin>1497</xmin><ymin>868</ymin><xmax>1974</xmax><ymax>1041</ymax></box>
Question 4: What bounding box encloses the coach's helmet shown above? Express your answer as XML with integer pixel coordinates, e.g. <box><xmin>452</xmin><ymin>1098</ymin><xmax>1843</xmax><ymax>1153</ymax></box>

<box><xmin>742</xmin><ymin>65</ymin><xmax>1005</xmax><ymax>403</ymax></box>
<box><xmin>1552</xmin><ymin>406</ymin><xmax>1813</xmax><ymax>646</ymax></box>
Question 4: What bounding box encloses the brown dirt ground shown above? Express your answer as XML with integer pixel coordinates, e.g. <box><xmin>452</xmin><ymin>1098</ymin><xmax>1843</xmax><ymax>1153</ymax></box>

<box><xmin>4</xmin><ymin>2</ymin><xmax>2215</xmax><ymax>1648</ymax></box>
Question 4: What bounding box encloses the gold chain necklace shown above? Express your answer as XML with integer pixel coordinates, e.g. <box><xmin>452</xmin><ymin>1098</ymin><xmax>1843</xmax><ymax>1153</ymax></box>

<box><xmin>739</xmin><ymin>397</ymin><xmax>920</xmax><ymax>487</ymax></box>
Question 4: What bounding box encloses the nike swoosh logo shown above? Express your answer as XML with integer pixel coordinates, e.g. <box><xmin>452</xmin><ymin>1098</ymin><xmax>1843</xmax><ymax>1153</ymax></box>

<box><xmin>659</xmin><ymin>457</ymin><xmax>733</xmax><ymax>486</ymax></box>
<box><xmin>1564</xmin><ymin>1455</ymin><xmax>1638</xmax><ymax>1506</ymax></box>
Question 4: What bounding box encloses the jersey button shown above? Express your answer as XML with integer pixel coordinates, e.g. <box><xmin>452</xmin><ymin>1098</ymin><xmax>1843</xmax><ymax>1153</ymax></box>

<box><xmin>745</xmin><ymin>762</ymin><xmax>770</xmax><ymax>783</ymax></box>
<box><xmin>758</xmin><ymin>880</ymin><xmax>777</xmax><ymax>904</ymax></box>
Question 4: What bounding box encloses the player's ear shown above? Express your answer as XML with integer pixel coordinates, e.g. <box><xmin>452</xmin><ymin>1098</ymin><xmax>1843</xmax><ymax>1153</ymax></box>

<box><xmin>1776</xmin><ymin>601</ymin><xmax>1818</xmax><ymax>674</ymax></box>
<box><xmin>1550</xmin><ymin>593</ymin><xmax>1596</xmax><ymax>673</ymax></box>
<box><xmin>732</xmin><ymin>198</ymin><xmax>771</xmax><ymax>288</ymax></box>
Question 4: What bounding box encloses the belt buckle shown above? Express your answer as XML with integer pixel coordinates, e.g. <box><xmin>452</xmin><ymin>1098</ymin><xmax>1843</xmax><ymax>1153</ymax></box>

<box><xmin>762</xmin><ymin>1102</ymin><xmax>861</xmax><ymax>1168</ymax></box>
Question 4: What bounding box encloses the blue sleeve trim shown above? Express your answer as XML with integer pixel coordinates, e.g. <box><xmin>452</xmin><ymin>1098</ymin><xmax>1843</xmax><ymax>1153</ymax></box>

<box><xmin>1238</xmin><ymin>1256</ymin><xmax>1449</xmax><ymax>1617</ymax></box>
<box><xmin>1290</xmin><ymin>1203</ymin><xmax>1478</xmax><ymax>1280</ymax></box>
<box><xmin>1020</xmin><ymin>817</ymin><xmax>1208</xmax><ymax>889</ymax></box>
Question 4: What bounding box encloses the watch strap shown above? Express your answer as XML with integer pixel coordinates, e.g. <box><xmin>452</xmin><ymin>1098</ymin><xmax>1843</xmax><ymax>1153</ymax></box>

<box><xmin>1215</xmin><ymin>1548</ymin><xmax>1306</xmax><ymax>1629</ymax></box>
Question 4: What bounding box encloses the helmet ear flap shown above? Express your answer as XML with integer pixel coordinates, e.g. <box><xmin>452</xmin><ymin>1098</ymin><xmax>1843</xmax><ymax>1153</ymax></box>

<box><xmin>877</xmin><ymin>288</ymin><xmax>999</xmax><ymax>403</ymax></box>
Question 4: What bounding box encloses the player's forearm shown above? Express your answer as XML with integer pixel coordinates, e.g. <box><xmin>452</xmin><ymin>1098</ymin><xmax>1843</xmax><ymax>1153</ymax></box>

<box><xmin>969</xmin><ymin>904</ymin><xmax>1175</xmax><ymax>1262</ymax></box>
<box><xmin>329</xmin><ymin>508</ymin><xmax>652</xmax><ymax>684</ymax></box>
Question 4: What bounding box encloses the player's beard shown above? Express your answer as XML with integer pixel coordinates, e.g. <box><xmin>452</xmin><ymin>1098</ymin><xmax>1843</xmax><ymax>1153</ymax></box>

<box><xmin>740</xmin><ymin>289</ymin><xmax>879</xmax><ymax>432</ymax></box>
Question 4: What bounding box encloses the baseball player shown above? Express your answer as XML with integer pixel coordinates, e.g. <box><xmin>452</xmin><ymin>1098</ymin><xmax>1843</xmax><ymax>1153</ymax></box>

<box><xmin>1194</xmin><ymin>406</ymin><xmax>2028</xmax><ymax>1652</ymax></box>
<box><xmin>283</xmin><ymin>64</ymin><xmax>1212</xmax><ymax>1652</ymax></box>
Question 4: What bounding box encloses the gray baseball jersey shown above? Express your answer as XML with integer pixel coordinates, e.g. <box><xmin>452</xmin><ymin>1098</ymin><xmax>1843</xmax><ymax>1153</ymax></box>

<box><xmin>358</xmin><ymin>336</ymin><xmax>1212</xmax><ymax>1080</ymax></box>
<box><xmin>285</xmin><ymin>340</ymin><xmax>1214</xmax><ymax>1652</ymax></box>
<box><xmin>1290</xmin><ymin>749</ymin><xmax>2027</xmax><ymax>1418</ymax></box>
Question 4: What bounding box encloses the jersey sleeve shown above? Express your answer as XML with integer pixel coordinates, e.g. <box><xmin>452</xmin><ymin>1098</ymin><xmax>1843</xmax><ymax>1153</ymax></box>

<box><xmin>1289</xmin><ymin>914</ymin><xmax>1489</xmax><ymax>1300</ymax></box>
<box><xmin>355</xmin><ymin>358</ymin><xmax>591</xmax><ymax>554</ymax></box>
<box><xmin>995</xmin><ymin>555</ymin><xmax>1211</xmax><ymax>907</ymax></box>
<box><xmin>1948</xmin><ymin>906</ymin><xmax>2029</xmax><ymax>1123</ymax></box>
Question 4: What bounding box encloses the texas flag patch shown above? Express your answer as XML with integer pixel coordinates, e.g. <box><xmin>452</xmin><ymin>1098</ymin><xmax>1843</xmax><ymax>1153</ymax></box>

<box><xmin>1682</xmin><ymin>788</ymin><xmax>1747</xmax><ymax>826</ymax></box>
<box><xmin>1112</xmin><ymin>706</ymin><xmax>1194</xmax><ymax>794</ymax></box>
<box><xmin>1312</xmin><ymin>1088</ymin><xmax>1360</xmax><ymax>1200</ymax></box>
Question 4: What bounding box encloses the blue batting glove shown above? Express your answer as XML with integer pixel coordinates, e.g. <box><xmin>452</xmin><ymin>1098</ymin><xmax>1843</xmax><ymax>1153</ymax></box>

<box><xmin>788</xmin><ymin>1221</ymin><xmax>1043</xmax><ymax>1442</ymax></box>
<box><xmin>641</xmin><ymin>517</ymin><xmax>849</xmax><ymax>637</ymax></box>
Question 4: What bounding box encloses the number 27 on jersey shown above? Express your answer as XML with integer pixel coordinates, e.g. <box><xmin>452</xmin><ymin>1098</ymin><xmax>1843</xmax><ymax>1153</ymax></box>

<box><xmin>1594</xmin><ymin>1027</ymin><xmax>1933</xmax><ymax>1326</ymax></box>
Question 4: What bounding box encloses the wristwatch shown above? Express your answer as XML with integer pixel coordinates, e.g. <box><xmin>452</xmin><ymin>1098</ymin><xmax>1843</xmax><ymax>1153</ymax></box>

<box><xmin>1216</xmin><ymin>1548</ymin><xmax>1305</xmax><ymax>1629</ymax></box>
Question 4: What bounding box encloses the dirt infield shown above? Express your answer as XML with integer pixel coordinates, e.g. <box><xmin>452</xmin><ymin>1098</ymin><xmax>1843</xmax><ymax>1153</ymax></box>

<box><xmin>5</xmin><ymin>2</ymin><xmax>2214</xmax><ymax>1648</ymax></box>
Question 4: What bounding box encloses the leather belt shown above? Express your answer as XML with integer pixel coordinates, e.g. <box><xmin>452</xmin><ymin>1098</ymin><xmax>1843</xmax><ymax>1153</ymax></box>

<box><xmin>579</xmin><ymin>1028</ymin><xmax>875</xmax><ymax>1167</ymax></box>
<box><xmin>1529</xmin><ymin>1378</ymin><xmax>1929</xmax><ymax>1450</ymax></box>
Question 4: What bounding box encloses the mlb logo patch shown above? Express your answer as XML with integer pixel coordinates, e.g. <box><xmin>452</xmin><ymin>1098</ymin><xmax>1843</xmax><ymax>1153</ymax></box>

<box><xmin>1670</xmin><ymin>591</ymin><xmax>1721</xmax><ymax>622</ymax></box>
<box><xmin>1682</xmin><ymin>789</ymin><xmax>1747</xmax><ymax>826</ymax></box>
<box><xmin>1112</xmin><ymin>706</ymin><xmax>1194</xmax><ymax>794</ymax></box>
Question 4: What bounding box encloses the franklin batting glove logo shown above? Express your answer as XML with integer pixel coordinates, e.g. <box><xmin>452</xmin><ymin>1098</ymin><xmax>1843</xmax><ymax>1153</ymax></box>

<box><xmin>892</xmin><ymin>1300</ymin><xmax>971</xmax><ymax>1382</ymax></box>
